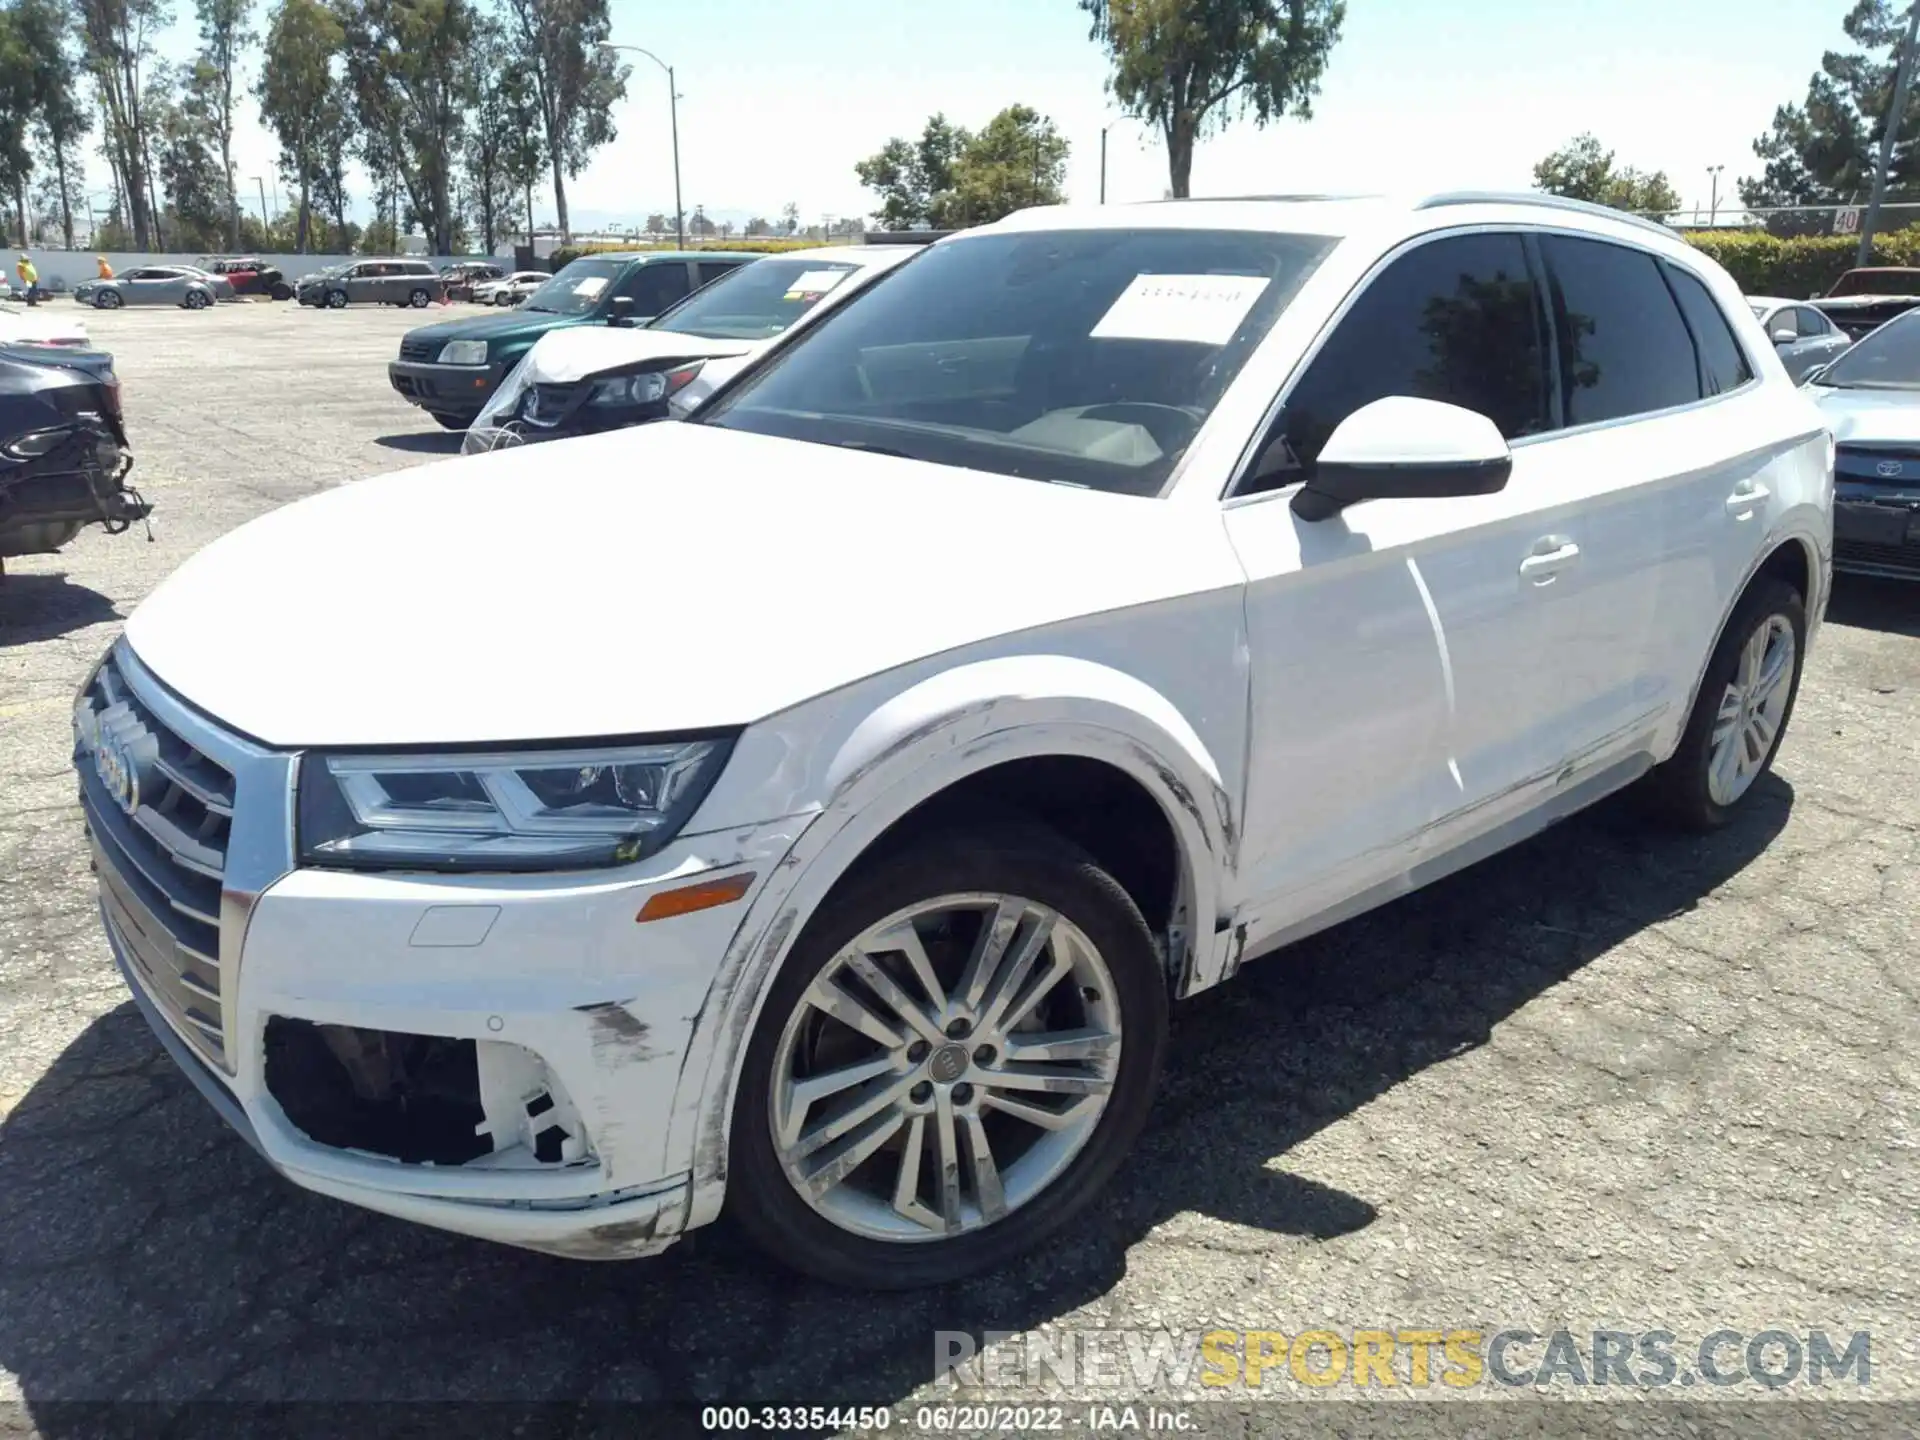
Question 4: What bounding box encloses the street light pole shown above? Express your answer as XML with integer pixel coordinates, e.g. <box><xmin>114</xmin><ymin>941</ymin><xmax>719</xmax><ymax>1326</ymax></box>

<box><xmin>252</xmin><ymin>176</ymin><xmax>269</xmax><ymax>234</ymax></box>
<box><xmin>600</xmin><ymin>42</ymin><xmax>684</xmax><ymax>250</ymax></box>
<box><xmin>1860</xmin><ymin>0</ymin><xmax>1920</xmax><ymax>264</ymax></box>
<box><xmin>1707</xmin><ymin>165</ymin><xmax>1723</xmax><ymax>227</ymax></box>
<box><xmin>1100</xmin><ymin>127</ymin><xmax>1108</xmax><ymax>204</ymax></box>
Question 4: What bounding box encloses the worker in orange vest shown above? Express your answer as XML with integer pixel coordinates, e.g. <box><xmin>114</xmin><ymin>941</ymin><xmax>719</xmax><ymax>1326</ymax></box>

<box><xmin>96</xmin><ymin>255</ymin><xmax>114</xmax><ymax>281</ymax></box>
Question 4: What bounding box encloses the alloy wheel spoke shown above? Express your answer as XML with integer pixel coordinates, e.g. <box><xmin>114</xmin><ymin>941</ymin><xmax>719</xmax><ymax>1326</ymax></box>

<box><xmin>976</xmin><ymin>913</ymin><xmax>1057</xmax><ymax>1037</ymax></box>
<box><xmin>933</xmin><ymin>1090</ymin><xmax>964</xmax><ymax>1233</ymax></box>
<box><xmin>890</xmin><ymin>1113</ymin><xmax>943</xmax><ymax>1232</ymax></box>
<box><xmin>960</xmin><ymin>1111</ymin><xmax>1007</xmax><ymax>1223</ymax></box>
<box><xmin>994</xmin><ymin>943</ymin><xmax>1075</xmax><ymax>1036</ymax></box>
<box><xmin>804</xmin><ymin>972</ymin><xmax>906</xmax><ymax>1049</ymax></box>
<box><xmin>778</xmin><ymin>1053</ymin><xmax>899</xmax><ymax>1149</ymax></box>
<box><xmin>878</xmin><ymin>918</ymin><xmax>949</xmax><ymax>1012</ymax></box>
<box><xmin>982</xmin><ymin>1089</ymin><xmax>1102</xmax><ymax>1132</ymax></box>
<box><xmin>953</xmin><ymin>899</ymin><xmax>1024</xmax><ymax>1013</ymax></box>
<box><xmin>982</xmin><ymin>1063</ymin><xmax>1113</xmax><ymax>1097</ymax></box>
<box><xmin>1001</xmin><ymin>1026</ymin><xmax>1119</xmax><ymax>1066</ymax></box>
<box><xmin>791</xmin><ymin>1071</ymin><xmax>918</xmax><ymax>1162</ymax></box>
<box><xmin>1716</xmin><ymin>684</ymin><xmax>1745</xmax><ymax>726</ymax></box>
<box><xmin>799</xmin><ymin>1107</ymin><xmax>906</xmax><ymax>1200</ymax></box>
<box><xmin>844</xmin><ymin>951</ymin><xmax>947</xmax><ymax>1046</ymax></box>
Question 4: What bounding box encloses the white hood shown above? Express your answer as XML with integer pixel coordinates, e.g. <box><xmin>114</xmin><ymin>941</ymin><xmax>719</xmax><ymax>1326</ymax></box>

<box><xmin>124</xmin><ymin>423</ymin><xmax>1233</xmax><ymax>747</ymax></box>
<box><xmin>1809</xmin><ymin>384</ymin><xmax>1920</xmax><ymax>445</ymax></box>
<box><xmin>0</xmin><ymin>306</ymin><xmax>88</xmax><ymax>346</ymax></box>
<box><xmin>514</xmin><ymin>324</ymin><xmax>755</xmax><ymax>384</ymax></box>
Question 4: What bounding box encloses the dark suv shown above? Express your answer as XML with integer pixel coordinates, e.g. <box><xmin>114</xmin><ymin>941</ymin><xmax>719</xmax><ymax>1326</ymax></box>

<box><xmin>388</xmin><ymin>250</ymin><xmax>754</xmax><ymax>429</ymax></box>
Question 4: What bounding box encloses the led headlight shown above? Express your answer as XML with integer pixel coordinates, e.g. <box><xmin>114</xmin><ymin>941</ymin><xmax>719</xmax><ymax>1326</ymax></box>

<box><xmin>437</xmin><ymin>339</ymin><xmax>489</xmax><ymax>365</ymax></box>
<box><xmin>298</xmin><ymin>738</ymin><xmax>733</xmax><ymax>871</ymax></box>
<box><xmin>586</xmin><ymin>362</ymin><xmax>705</xmax><ymax>409</ymax></box>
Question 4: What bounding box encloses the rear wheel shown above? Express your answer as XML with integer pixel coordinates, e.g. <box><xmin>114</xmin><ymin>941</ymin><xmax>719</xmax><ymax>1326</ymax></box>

<box><xmin>183</xmin><ymin>288</ymin><xmax>210</xmax><ymax>310</ymax></box>
<box><xmin>1642</xmin><ymin>577</ymin><xmax>1806</xmax><ymax>830</ymax></box>
<box><xmin>726</xmin><ymin>823</ymin><xmax>1168</xmax><ymax>1289</ymax></box>
<box><xmin>408</xmin><ymin>288</ymin><xmax>431</xmax><ymax>308</ymax></box>
<box><xmin>270</xmin><ymin>281</ymin><xmax>293</xmax><ymax>301</ymax></box>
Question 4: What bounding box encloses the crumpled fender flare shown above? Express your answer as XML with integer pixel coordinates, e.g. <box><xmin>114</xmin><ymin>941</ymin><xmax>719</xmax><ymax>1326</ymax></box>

<box><xmin>662</xmin><ymin>654</ymin><xmax>1237</xmax><ymax>1231</ymax></box>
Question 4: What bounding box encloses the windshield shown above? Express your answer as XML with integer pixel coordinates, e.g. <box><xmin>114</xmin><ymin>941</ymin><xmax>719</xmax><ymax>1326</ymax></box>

<box><xmin>1817</xmin><ymin>310</ymin><xmax>1920</xmax><ymax>387</ymax></box>
<box><xmin>653</xmin><ymin>258</ymin><xmax>864</xmax><ymax>340</ymax></box>
<box><xmin>522</xmin><ymin>258</ymin><xmax>624</xmax><ymax>315</ymax></box>
<box><xmin>699</xmin><ymin>228</ymin><xmax>1336</xmax><ymax>495</ymax></box>
<box><xmin>1830</xmin><ymin>271</ymin><xmax>1920</xmax><ymax>297</ymax></box>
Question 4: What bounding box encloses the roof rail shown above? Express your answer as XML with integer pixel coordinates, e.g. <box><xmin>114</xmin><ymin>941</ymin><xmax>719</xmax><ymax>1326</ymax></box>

<box><xmin>1164</xmin><ymin>192</ymin><xmax>1383</xmax><ymax>204</ymax></box>
<box><xmin>1416</xmin><ymin>190</ymin><xmax>1677</xmax><ymax>240</ymax></box>
<box><xmin>862</xmin><ymin>229</ymin><xmax>955</xmax><ymax>245</ymax></box>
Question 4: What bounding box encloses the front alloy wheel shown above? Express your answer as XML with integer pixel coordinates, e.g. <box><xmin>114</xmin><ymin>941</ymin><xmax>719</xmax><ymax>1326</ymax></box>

<box><xmin>728</xmin><ymin>825</ymin><xmax>1167</xmax><ymax>1289</ymax></box>
<box><xmin>325</xmin><ymin>289</ymin><xmax>347</xmax><ymax>309</ymax></box>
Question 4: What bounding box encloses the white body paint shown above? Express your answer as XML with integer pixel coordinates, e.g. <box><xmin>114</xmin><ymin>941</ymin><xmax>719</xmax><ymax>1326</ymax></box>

<box><xmin>91</xmin><ymin>196</ymin><xmax>1833</xmax><ymax>1259</ymax></box>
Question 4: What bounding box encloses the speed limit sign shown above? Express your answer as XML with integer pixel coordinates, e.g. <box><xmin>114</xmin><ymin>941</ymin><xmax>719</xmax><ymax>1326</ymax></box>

<box><xmin>1835</xmin><ymin>206</ymin><xmax>1862</xmax><ymax>234</ymax></box>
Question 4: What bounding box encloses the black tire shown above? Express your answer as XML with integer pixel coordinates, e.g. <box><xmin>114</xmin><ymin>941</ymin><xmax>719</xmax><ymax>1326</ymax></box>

<box><xmin>428</xmin><ymin>412</ymin><xmax>471</xmax><ymax>431</ymax></box>
<box><xmin>1642</xmin><ymin>576</ymin><xmax>1806</xmax><ymax>831</ymax></box>
<box><xmin>270</xmin><ymin>282</ymin><xmax>293</xmax><ymax>301</ymax></box>
<box><xmin>183</xmin><ymin>288</ymin><xmax>209</xmax><ymax>310</ymax></box>
<box><xmin>408</xmin><ymin>288</ymin><xmax>431</xmax><ymax>308</ymax></box>
<box><xmin>726</xmin><ymin>822</ymin><xmax>1169</xmax><ymax>1290</ymax></box>
<box><xmin>325</xmin><ymin>289</ymin><xmax>347</xmax><ymax>310</ymax></box>
<box><xmin>94</xmin><ymin>290</ymin><xmax>121</xmax><ymax>309</ymax></box>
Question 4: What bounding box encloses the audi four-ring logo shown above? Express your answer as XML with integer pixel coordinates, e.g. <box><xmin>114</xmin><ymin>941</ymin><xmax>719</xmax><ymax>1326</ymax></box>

<box><xmin>1877</xmin><ymin>459</ymin><xmax>1904</xmax><ymax>477</ymax></box>
<box><xmin>91</xmin><ymin>727</ymin><xmax>141</xmax><ymax>814</ymax></box>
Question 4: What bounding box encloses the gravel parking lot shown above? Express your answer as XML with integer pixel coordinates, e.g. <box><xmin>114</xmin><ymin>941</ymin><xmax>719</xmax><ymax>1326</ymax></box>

<box><xmin>0</xmin><ymin>302</ymin><xmax>1916</xmax><ymax>1436</ymax></box>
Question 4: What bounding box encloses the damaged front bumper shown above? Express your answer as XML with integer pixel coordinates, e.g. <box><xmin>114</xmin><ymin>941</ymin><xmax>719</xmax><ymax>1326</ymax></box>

<box><xmin>80</xmin><ymin>644</ymin><xmax>811</xmax><ymax>1261</ymax></box>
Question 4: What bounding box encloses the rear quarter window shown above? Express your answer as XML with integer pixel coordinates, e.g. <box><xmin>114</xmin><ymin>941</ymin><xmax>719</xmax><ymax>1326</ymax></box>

<box><xmin>1542</xmin><ymin>234</ymin><xmax>1703</xmax><ymax>426</ymax></box>
<box><xmin>1662</xmin><ymin>263</ymin><xmax>1755</xmax><ymax>397</ymax></box>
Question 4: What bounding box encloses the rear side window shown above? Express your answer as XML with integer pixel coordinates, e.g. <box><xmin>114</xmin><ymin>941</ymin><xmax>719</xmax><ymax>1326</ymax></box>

<box><xmin>1663</xmin><ymin>263</ymin><xmax>1755</xmax><ymax>396</ymax></box>
<box><xmin>696</xmin><ymin>260</ymin><xmax>738</xmax><ymax>287</ymax></box>
<box><xmin>1793</xmin><ymin>306</ymin><xmax>1829</xmax><ymax>338</ymax></box>
<box><xmin>1543</xmin><ymin>235</ymin><xmax>1701</xmax><ymax>425</ymax></box>
<box><xmin>618</xmin><ymin>263</ymin><xmax>693</xmax><ymax>314</ymax></box>
<box><xmin>1275</xmin><ymin>230</ymin><xmax>1552</xmax><ymax>472</ymax></box>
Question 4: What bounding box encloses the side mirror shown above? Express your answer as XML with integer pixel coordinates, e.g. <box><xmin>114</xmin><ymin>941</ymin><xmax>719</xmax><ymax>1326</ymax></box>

<box><xmin>1771</xmin><ymin>326</ymin><xmax>1797</xmax><ymax>346</ymax></box>
<box><xmin>608</xmin><ymin>295</ymin><xmax>638</xmax><ymax>326</ymax></box>
<box><xmin>1291</xmin><ymin>396</ymin><xmax>1513</xmax><ymax>522</ymax></box>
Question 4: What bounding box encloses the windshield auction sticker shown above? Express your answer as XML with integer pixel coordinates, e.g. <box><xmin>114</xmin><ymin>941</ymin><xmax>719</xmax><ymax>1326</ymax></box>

<box><xmin>783</xmin><ymin>268</ymin><xmax>852</xmax><ymax>300</ymax></box>
<box><xmin>572</xmin><ymin>275</ymin><xmax>609</xmax><ymax>298</ymax></box>
<box><xmin>1090</xmin><ymin>273</ymin><xmax>1271</xmax><ymax>346</ymax></box>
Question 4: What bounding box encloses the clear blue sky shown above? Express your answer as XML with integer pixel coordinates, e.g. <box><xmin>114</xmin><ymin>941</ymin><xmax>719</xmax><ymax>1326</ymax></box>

<box><xmin>150</xmin><ymin>0</ymin><xmax>1844</xmax><ymax>228</ymax></box>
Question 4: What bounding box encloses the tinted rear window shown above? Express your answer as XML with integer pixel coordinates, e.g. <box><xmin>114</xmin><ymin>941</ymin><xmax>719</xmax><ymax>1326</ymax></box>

<box><xmin>1543</xmin><ymin>234</ymin><xmax>1702</xmax><ymax>425</ymax></box>
<box><xmin>1663</xmin><ymin>264</ymin><xmax>1754</xmax><ymax>396</ymax></box>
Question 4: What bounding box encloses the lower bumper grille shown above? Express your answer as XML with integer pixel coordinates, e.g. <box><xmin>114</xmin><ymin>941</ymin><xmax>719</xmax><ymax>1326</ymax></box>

<box><xmin>1835</xmin><ymin>539</ymin><xmax>1920</xmax><ymax>576</ymax></box>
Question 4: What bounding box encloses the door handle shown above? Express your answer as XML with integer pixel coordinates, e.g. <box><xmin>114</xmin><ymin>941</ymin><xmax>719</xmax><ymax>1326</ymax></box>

<box><xmin>1726</xmin><ymin>483</ymin><xmax>1770</xmax><ymax>515</ymax></box>
<box><xmin>1519</xmin><ymin>538</ymin><xmax>1580</xmax><ymax>584</ymax></box>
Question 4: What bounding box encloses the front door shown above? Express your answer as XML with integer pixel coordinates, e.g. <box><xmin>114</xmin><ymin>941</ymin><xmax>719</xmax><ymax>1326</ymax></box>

<box><xmin>1224</xmin><ymin>228</ymin><xmax>1570</xmax><ymax>949</ymax></box>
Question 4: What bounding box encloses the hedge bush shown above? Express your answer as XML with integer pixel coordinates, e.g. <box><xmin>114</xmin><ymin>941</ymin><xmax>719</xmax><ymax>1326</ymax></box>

<box><xmin>547</xmin><ymin>237</ymin><xmax>828</xmax><ymax>268</ymax></box>
<box><xmin>1680</xmin><ymin>226</ymin><xmax>1920</xmax><ymax>299</ymax></box>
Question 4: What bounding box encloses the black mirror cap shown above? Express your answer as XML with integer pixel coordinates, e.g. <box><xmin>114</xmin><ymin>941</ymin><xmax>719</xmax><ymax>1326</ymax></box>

<box><xmin>1290</xmin><ymin>455</ymin><xmax>1513</xmax><ymax>522</ymax></box>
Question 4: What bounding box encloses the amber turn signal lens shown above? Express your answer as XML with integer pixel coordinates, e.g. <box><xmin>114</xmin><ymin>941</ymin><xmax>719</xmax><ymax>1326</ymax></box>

<box><xmin>636</xmin><ymin>871</ymin><xmax>755</xmax><ymax>923</ymax></box>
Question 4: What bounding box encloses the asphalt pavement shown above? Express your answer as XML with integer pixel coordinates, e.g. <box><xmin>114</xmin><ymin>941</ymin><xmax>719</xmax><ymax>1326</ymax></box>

<box><xmin>0</xmin><ymin>302</ymin><xmax>1916</xmax><ymax>1439</ymax></box>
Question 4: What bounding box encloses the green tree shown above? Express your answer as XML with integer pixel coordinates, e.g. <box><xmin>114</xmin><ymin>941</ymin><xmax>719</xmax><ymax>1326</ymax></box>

<box><xmin>191</xmin><ymin>0</ymin><xmax>252</xmax><ymax>248</ymax></box>
<box><xmin>950</xmin><ymin>104</ymin><xmax>1069</xmax><ymax>224</ymax></box>
<box><xmin>335</xmin><ymin>0</ymin><xmax>476</xmax><ymax>254</ymax></box>
<box><xmin>2</xmin><ymin>0</ymin><xmax>87</xmax><ymax>248</ymax></box>
<box><xmin>151</xmin><ymin>60</ymin><xmax>228</xmax><ymax>245</ymax></box>
<box><xmin>1743</xmin><ymin>1</ymin><xmax>1916</xmax><ymax>220</ymax></box>
<box><xmin>0</xmin><ymin>9</ymin><xmax>41</xmax><ymax>242</ymax></box>
<box><xmin>1532</xmin><ymin>133</ymin><xmax>1682</xmax><ymax>215</ymax></box>
<box><xmin>72</xmin><ymin>0</ymin><xmax>170</xmax><ymax>248</ymax></box>
<box><xmin>1078</xmin><ymin>0</ymin><xmax>1344</xmax><ymax>198</ymax></box>
<box><xmin>256</xmin><ymin>0</ymin><xmax>340</xmax><ymax>251</ymax></box>
<box><xmin>500</xmin><ymin>0</ymin><xmax>626</xmax><ymax>241</ymax></box>
<box><xmin>464</xmin><ymin>14</ymin><xmax>542</xmax><ymax>252</ymax></box>
<box><xmin>854</xmin><ymin>113</ymin><xmax>970</xmax><ymax>227</ymax></box>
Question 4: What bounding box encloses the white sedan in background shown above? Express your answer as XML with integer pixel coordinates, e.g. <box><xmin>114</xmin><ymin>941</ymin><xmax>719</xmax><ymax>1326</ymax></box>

<box><xmin>472</xmin><ymin>271</ymin><xmax>548</xmax><ymax>306</ymax></box>
<box><xmin>462</xmin><ymin>244</ymin><xmax>924</xmax><ymax>452</ymax></box>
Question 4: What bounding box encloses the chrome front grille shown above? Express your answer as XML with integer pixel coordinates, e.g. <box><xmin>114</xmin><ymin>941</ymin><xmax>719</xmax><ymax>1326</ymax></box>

<box><xmin>1834</xmin><ymin>444</ymin><xmax>1920</xmax><ymax>487</ymax></box>
<box><xmin>75</xmin><ymin>653</ymin><xmax>236</xmax><ymax>1067</ymax></box>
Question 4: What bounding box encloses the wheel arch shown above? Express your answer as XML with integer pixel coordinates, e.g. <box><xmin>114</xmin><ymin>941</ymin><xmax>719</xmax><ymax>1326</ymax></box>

<box><xmin>1679</xmin><ymin>529</ymin><xmax>1822</xmax><ymax>743</ymax></box>
<box><xmin>665</xmin><ymin>655</ymin><xmax>1236</xmax><ymax>1230</ymax></box>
